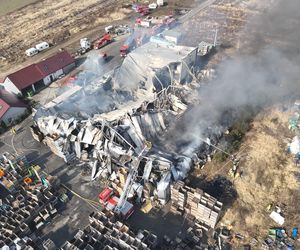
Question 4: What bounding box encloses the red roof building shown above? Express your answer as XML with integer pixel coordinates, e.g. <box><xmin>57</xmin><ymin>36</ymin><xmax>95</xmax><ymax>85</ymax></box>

<box><xmin>0</xmin><ymin>90</ymin><xmax>27</xmax><ymax>126</ymax></box>
<box><xmin>36</xmin><ymin>51</ymin><xmax>74</xmax><ymax>76</ymax></box>
<box><xmin>2</xmin><ymin>51</ymin><xmax>75</xmax><ymax>96</ymax></box>
<box><xmin>6</xmin><ymin>64</ymin><xmax>44</xmax><ymax>92</ymax></box>
<box><xmin>0</xmin><ymin>99</ymin><xmax>10</xmax><ymax>120</ymax></box>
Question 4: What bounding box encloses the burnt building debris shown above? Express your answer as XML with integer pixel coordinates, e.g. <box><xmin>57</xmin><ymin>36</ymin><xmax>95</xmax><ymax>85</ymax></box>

<box><xmin>31</xmin><ymin>39</ymin><xmax>219</xmax><ymax>206</ymax></box>
<box><xmin>60</xmin><ymin>211</ymin><xmax>158</xmax><ymax>250</ymax></box>
<box><xmin>31</xmin><ymin>88</ymin><xmax>193</xmax><ymax>204</ymax></box>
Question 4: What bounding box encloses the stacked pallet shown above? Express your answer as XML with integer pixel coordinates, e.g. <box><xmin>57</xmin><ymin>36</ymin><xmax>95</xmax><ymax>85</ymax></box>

<box><xmin>170</xmin><ymin>182</ymin><xmax>222</xmax><ymax>229</ymax></box>
<box><xmin>0</xmin><ymin>153</ymin><xmax>61</xmax><ymax>249</ymax></box>
<box><xmin>60</xmin><ymin>211</ymin><xmax>158</xmax><ymax>250</ymax></box>
<box><xmin>195</xmin><ymin>192</ymin><xmax>222</xmax><ymax>228</ymax></box>
<box><xmin>44</xmin><ymin>135</ymin><xmax>65</xmax><ymax>158</ymax></box>
<box><xmin>170</xmin><ymin>181</ymin><xmax>185</xmax><ymax>215</ymax></box>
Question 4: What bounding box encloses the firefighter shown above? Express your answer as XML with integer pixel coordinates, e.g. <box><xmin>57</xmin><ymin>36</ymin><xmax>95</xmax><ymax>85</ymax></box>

<box><xmin>11</xmin><ymin>127</ymin><xmax>17</xmax><ymax>135</ymax></box>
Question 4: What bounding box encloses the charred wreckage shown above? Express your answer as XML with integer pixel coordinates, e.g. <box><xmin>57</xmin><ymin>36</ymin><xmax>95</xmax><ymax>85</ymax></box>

<box><xmin>31</xmin><ymin>40</ymin><xmax>219</xmax><ymax>207</ymax></box>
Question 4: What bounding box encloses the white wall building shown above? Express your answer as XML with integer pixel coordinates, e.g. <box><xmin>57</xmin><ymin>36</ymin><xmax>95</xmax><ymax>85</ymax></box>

<box><xmin>2</xmin><ymin>51</ymin><xmax>75</xmax><ymax>96</ymax></box>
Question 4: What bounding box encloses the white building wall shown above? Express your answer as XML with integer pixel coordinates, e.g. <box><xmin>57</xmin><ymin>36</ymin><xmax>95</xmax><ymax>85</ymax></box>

<box><xmin>43</xmin><ymin>69</ymin><xmax>64</xmax><ymax>85</ymax></box>
<box><xmin>43</xmin><ymin>76</ymin><xmax>51</xmax><ymax>85</ymax></box>
<box><xmin>2</xmin><ymin>78</ymin><xmax>21</xmax><ymax>95</ymax></box>
<box><xmin>164</xmin><ymin>35</ymin><xmax>178</xmax><ymax>45</ymax></box>
<box><xmin>53</xmin><ymin>69</ymin><xmax>64</xmax><ymax>79</ymax></box>
<box><xmin>1</xmin><ymin>107</ymin><xmax>27</xmax><ymax>125</ymax></box>
<box><xmin>179</xmin><ymin>48</ymin><xmax>197</xmax><ymax>83</ymax></box>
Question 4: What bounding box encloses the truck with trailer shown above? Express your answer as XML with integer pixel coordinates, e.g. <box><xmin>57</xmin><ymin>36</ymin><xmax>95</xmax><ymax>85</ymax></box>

<box><xmin>76</xmin><ymin>38</ymin><xmax>92</xmax><ymax>55</ymax></box>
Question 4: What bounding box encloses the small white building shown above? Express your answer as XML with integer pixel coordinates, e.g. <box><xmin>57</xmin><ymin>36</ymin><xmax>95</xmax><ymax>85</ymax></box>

<box><xmin>163</xmin><ymin>30</ymin><xmax>181</xmax><ymax>45</ymax></box>
<box><xmin>0</xmin><ymin>90</ymin><xmax>27</xmax><ymax>126</ymax></box>
<box><xmin>2</xmin><ymin>51</ymin><xmax>75</xmax><ymax>96</ymax></box>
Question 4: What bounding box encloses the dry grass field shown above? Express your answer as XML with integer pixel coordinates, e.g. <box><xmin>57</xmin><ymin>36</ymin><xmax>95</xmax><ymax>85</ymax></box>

<box><xmin>0</xmin><ymin>0</ymin><xmax>39</xmax><ymax>16</ymax></box>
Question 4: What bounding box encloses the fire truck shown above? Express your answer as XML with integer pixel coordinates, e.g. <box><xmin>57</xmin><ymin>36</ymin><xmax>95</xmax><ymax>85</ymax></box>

<box><xmin>94</xmin><ymin>35</ymin><xmax>113</xmax><ymax>50</ymax></box>
<box><xmin>120</xmin><ymin>44</ymin><xmax>130</xmax><ymax>57</ymax></box>
<box><xmin>98</xmin><ymin>144</ymin><xmax>150</xmax><ymax>219</ymax></box>
<box><xmin>120</xmin><ymin>30</ymin><xmax>148</xmax><ymax>57</ymax></box>
<box><xmin>132</xmin><ymin>4</ymin><xmax>150</xmax><ymax>16</ymax></box>
<box><xmin>98</xmin><ymin>188</ymin><xmax>134</xmax><ymax>219</ymax></box>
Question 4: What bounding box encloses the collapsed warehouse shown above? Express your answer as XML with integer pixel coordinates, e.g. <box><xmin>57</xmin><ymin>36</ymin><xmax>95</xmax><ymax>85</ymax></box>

<box><xmin>31</xmin><ymin>40</ymin><xmax>219</xmax><ymax>208</ymax></box>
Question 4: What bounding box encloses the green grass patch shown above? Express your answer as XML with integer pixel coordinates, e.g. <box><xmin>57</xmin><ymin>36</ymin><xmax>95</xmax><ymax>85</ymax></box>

<box><xmin>214</xmin><ymin>109</ymin><xmax>255</xmax><ymax>163</ymax></box>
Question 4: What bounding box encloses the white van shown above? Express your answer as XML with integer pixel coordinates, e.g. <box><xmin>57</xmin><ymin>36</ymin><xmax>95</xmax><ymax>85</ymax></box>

<box><xmin>105</xmin><ymin>25</ymin><xmax>114</xmax><ymax>33</ymax></box>
<box><xmin>35</xmin><ymin>42</ymin><xmax>49</xmax><ymax>52</ymax></box>
<box><xmin>25</xmin><ymin>48</ymin><xmax>39</xmax><ymax>57</ymax></box>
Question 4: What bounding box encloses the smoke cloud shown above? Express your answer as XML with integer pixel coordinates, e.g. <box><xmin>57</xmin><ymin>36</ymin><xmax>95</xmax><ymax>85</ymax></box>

<box><xmin>163</xmin><ymin>0</ymin><xmax>300</xmax><ymax>155</ymax></box>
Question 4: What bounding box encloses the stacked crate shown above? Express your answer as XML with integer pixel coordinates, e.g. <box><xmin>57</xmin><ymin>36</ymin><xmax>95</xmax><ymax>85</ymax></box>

<box><xmin>170</xmin><ymin>181</ymin><xmax>185</xmax><ymax>214</ymax></box>
<box><xmin>0</xmin><ymin>153</ymin><xmax>61</xmax><ymax>248</ymax></box>
<box><xmin>44</xmin><ymin>135</ymin><xmax>65</xmax><ymax>158</ymax></box>
<box><xmin>61</xmin><ymin>211</ymin><xmax>158</xmax><ymax>250</ymax></box>
<box><xmin>198</xmin><ymin>195</ymin><xmax>222</xmax><ymax>229</ymax></box>
<box><xmin>169</xmin><ymin>181</ymin><xmax>223</xmax><ymax>229</ymax></box>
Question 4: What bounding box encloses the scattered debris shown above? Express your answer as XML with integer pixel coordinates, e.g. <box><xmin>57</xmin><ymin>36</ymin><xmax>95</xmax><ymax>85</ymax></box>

<box><xmin>270</xmin><ymin>211</ymin><xmax>285</xmax><ymax>226</ymax></box>
<box><xmin>263</xmin><ymin>227</ymin><xmax>296</xmax><ymax>250</ymax></box>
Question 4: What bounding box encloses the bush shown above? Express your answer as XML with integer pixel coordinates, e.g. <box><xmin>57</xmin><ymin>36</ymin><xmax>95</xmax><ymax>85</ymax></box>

<box><xmin>214</xmin><ymin>114</ymin><xmax>253</xmax><ymax>163</ymax></box>
<box><xmin>214</xmin><ymin>151</ymin><xmax>228</xmax><ymax>163</ymax></box>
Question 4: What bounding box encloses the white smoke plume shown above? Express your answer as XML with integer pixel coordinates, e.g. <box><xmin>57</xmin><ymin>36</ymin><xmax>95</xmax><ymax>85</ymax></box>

<box><xmin>163</xmin><ymin>0</ymin><xmax>300</xmax><ymax>155</ymax></box>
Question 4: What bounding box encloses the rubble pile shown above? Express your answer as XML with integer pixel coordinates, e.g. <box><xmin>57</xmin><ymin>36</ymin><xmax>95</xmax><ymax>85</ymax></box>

<box><xmin>31</xmin><ymin>89</ymin><xmax>192</xmax><ymax>203</ymax></box>
<box><xmin>170</xmin><ymin>181</ymin><xmax>223</xmax><ymax>230</ymax></box>
<box><xmin>0</xmin><ymin>153</ymin><xmax>64</xmax><ymax>249</ymax></box>
<box><xmin>31</xmin><ymin>40</ymin><xmax>221</xmax><ymax>204</ymax></box>
<box><xmin>60</xmin><ymin>210</ymin><xmax>158</xmax><ymax>250</ymax></box>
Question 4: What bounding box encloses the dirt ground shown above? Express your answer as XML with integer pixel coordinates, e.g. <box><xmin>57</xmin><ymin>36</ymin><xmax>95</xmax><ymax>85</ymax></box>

<box><xmin>191</xmin><ymin>107</ymin><xmax>300</xmax><ymax>247</ymax></box>
<box><xmin>222</xmin><ymin>108</ymin><xmax>300</xmax><ymax>240</ymax></box>
<box><xmin>183</xmin><ymin>0</ymin><xmax>300</xmax><ymax>246</ymax></box>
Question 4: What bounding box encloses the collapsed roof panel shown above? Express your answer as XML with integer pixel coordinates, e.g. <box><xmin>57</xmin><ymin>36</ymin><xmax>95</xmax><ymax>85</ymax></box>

<box><xmin>32</xmin><ymin>40</ymin><xmax>202</xmax><ymax>204</ymax></box>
